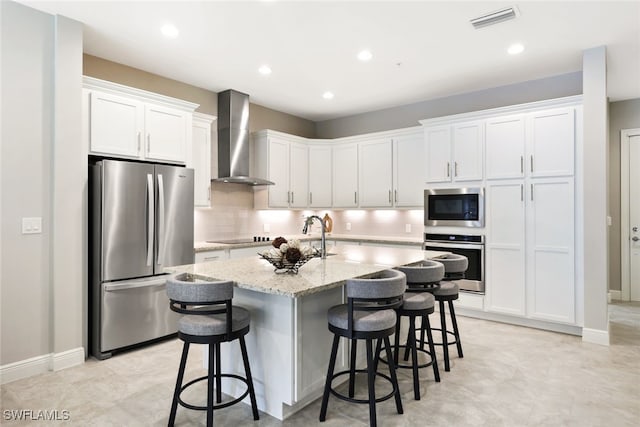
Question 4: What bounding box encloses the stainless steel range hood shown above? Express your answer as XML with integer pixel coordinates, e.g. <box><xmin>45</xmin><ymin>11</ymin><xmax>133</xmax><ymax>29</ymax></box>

<box><xmin>212</xmin><ymin>89</ymin><xmax>274</xmax><ymax>186</ymax></box>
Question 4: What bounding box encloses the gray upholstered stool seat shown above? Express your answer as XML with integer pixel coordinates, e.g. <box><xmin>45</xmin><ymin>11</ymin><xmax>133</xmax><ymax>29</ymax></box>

<box><xmin>320</xmin><ymin>269</ymin><xmax>405</xmax><ymax>427</ymax></box>
<box><xmin>432</xmin><ymin>281</ymin><xmax>459</xmax><ymax>298</ymax></box>
<box><xmin>398</xmin><ymin>260</ymin><xmax>444</xmax><ymax>286</ymax></box>
<box><xmin>328</xmin><ymin>305</ymin><xmax>397</xmax><ymax>331</ymax></box>
<box><xmin>166</xmin><ymin>274</ymin><xmax>259</xmax><ymax>427</ymax></box>
<box><xmin>178</xmin><ymin>307</ymin><xmax>250</xmax><ymax>336</ymax></box>
<box><xmin>401</xmin><ymin>292</ymin><xmax>435</xmax><ymax>311</ymax></box>
<box><xmin>437</xmin><ymin>254</ymin><xmax>468</xmax><ymax>279</ymax></box>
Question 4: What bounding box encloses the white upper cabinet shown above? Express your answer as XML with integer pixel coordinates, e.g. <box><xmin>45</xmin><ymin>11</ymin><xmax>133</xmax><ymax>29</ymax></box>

<box><xmin>144</xmin><ymin>104</ymin><xmax>189</xmax><ymax>163</ymax></box>
<box><xmin>424</xmin><ymin>121</ymin><xmax>483</xmax><ymax>183</ymax></box>
<box><xmin>308</xmin><ymin>144</ymin><xmax>332</xmax><ymax>208</ymax></box>
<box><xmin>289</xmin><ymin>142</ymin><xmax>309</xmax><ymax>208</ymax></box>
<box><xmin>89</xmin><ymin>91</ymin><xmax>144</xmax><ymax>158</ymax></box>
<box><xmin>266</xmin><ymin>136</ymin><xmax>291</xmax><ymax>208</ymax></box>
<box><xmin>527</xmin><ymin>108</ymin><xmax>575</xmax><ymax>177</ymax></box>
<box><xmin>332</xmin><ymin>143</ymin><xmax>359</xmax><ymax>208</ymax></box>
<box><xmin>485</xmin><ymin>115</ymin><xmax>526</xmax><ymax>180</ymax></box>
<box><xmin>393</xmin><ymin>132</ymin><xmax>425</xmax><ymax>207</ymax></box>
<box><xmin>84</xmin><ymin>77</ymin><xmax>198</xmax><ymax>164</ymax></box>
<box><xmin>191</xmin><ymin>113</ymin><xmax>215</xmax><ymax>207</ymax></box>
<box><xmin>359</xmin><ymin>139</ymin><xmax>393</xmax><ymax>207</ymax></box>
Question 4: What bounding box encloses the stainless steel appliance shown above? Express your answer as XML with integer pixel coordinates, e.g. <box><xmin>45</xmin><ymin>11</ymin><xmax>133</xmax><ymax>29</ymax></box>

<box><xmin>424</xmin><ymin>187</ymin><xmax>484</xmax><ymax>228</ymax></box>
<box><xmin>424</xmin><ymin>233</ymin><xmax>485</xmax><ymax>294</ymax></box>
<box><xmin>89</xmin><ymin>159</ymin><xmax>194</xmax><ymax>359</ymax></box>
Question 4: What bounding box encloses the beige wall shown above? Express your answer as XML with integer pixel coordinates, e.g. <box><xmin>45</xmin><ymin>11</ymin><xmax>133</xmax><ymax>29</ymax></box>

<box><xmin>608</xmin><ymin>99</ymin><xmax>640</xmax><ymax>292</ymax></box>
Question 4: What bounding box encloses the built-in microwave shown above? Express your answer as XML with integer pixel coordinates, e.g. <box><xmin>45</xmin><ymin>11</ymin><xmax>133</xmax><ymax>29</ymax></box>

<box><xmin>424</xmin><ymin>187</ymin><xmax>484</xmax><ymax>228</ymax></box>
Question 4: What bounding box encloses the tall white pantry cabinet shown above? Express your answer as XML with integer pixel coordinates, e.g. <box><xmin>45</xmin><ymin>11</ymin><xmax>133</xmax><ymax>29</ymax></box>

<box><xmin>422</xmin><ymin>96</ymin><xmax>582</xmax><ymax>329</ymax></box>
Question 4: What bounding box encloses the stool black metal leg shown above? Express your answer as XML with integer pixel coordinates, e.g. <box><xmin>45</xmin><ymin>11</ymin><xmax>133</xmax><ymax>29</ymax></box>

<box><xmin>419</xmin><ymin>315</ymin><xmax>427</xmax><ymax>351</ymax></box>
<box><xmin>408</xmin><ymin>316</ymin><xmax>420</xmax><ymax>400</ymax></box>
<box><xmin>373</xmin><ymin>338</ymin><xmax>382</xmax><ymax>374</ymax></box>
<box><xmin>394</xmin><ymin>317</ymin><xmax>401</xmax><ymax>365</ymax></box>
<box><xmin>403</xmin><ymin>323</ymin><xmax>412</xmax><ymax>362</ymax></box>
<box><xmin>449</xmin><ymin>300</ymin><xmax>464</xmax><ymax>358</ymax></box>
<box><xmin>365</xmin><ymin>338</ymin><xmax>377</xmax><ymax>427</ymax></box>
<box><xmin>239</xmin><ymin>336</ymin><xmax>260</xmax><ymax>420</ymax></box>
<box><xmin>348</xmin><ymin>338</ymin><xmax>357</xmax><ymax>398</ymax></box>
<box><xmin>319</xmin><ymin>334</ymin><xmax>340</xmax><ymax>422</ymax></box>
<box><xmin>169</xmin><ymin>342</ymin><xmax>190</xmax><ymax>426</ymax></box>
<box><xmin>207</xmin><ymin>343</ymin><xmax>215</xmax><ymax>427</ymax></box>
<box><xmin>424</xmin><ymin>315</ymin><xmax>440</xmax><ymax>382</ymax></box>
<box><xmin>215</xmin><ymin>343</ymin><xmax>222</xmax><ymax>404</ymax></box>
<box><xmin>440</xmin><ymin>300</ymin><xmax>450</xmax><ymax>372</ymax></box>
<box><xmin>383</xmin><ymin>336</ymin><xmax>403</xmax><ymax>415</ymax></box>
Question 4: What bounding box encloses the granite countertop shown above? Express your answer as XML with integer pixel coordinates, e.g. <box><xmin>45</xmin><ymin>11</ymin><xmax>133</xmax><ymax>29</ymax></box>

<box><xmin>167</xmin><ymin>244</ymin><xmax>448</xmax><ymax>298</ymax></box>
<box><xmin>194</xmin><ymin>234</ymin><xmax>423</xmax><ymax>252</ymax></box>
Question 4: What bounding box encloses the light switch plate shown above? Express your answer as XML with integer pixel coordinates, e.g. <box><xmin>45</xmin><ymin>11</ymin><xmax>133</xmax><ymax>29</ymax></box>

<box><xmin>22</xmin><ymin>217</ymin><xmax>42</xmax><ymax>234</ymax></box>
<box><xmin>405</xmin><ymin>224</ymin><xmax>412</xmax><ymax>233</ymax></box>
<box><xmin>346</xmin><ymin>222</ymin><xmax>352</xmax><ymax>231</ymax></box>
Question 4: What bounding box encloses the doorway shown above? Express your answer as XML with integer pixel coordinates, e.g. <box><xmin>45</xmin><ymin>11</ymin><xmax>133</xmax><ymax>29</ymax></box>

<box><xmin>621</xmin><ymin>128</ymin><xmax>640</xmax><ymax>301</ymax></box>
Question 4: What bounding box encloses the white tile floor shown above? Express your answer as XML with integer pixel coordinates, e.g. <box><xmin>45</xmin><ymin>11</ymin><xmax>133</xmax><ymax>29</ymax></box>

<box><xmin>2</xmin><ymin>303</ymin><xmax>639</xmax><ymax>426</ymax></box>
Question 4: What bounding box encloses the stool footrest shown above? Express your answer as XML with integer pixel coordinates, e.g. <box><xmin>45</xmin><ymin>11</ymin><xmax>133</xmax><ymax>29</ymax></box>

<box><xmin>328</xmin><ymin>369</ymin><xmax>397</xmax><ymax>405</ymax></box>
<box><xmin>427</xmin><ymin>328</ymin><xmax>459</xmax><ymax>346</ymax></box>
<box><xmin>178</xmin><ymin>373</ymin><xmax>251</xmax><ymax>411</ymax></box>
<box><xmin>378</xmin><ymin>345</ymin><xmax>436</xmax><ymax>369</ymax></box>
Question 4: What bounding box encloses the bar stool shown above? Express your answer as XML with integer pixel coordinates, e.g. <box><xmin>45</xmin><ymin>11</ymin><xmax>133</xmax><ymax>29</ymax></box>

<box><xmin>391</xmin><ymin>260</ymin><xmax>445</xmax><ymax>399</ymax></box>
<box><xmin>166</xmin><ymin>273</ymin><xmax>259</xmax><ymax>427</ymax></box>
<box><xmin>319</xmin><ymin>269</ymin><xmax>406</xmax><ymax>427</ymax></box>
<box><xmin>431</xmin><ymin>254</ymin><xmax>468</xmax><ymax>372</ymax></box>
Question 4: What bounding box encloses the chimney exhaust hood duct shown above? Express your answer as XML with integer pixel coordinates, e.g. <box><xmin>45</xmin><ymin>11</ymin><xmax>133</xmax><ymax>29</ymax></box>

<box><xmin>212</xmin><ymin>89</ymin><xmax>274</xmax><ymax>186</ymax></box>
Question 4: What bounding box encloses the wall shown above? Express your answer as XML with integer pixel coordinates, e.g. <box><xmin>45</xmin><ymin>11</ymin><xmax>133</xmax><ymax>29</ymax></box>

<box><xmin>608</xmin><ymin>99</ymin><xmax>640</xmax><ymax>292</ymax></box>
<box><xmin>1</xmin><ymin>1</ymin><xmax>84</xmax><ymax>373</ymax></box>
<box><xmin>316</xmin><ymin>72</ymin><xmax>583</xmax><ymax>138</ymax></box>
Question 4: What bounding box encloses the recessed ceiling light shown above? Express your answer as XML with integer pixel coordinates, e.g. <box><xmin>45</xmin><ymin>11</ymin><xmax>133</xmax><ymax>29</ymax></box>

<box><xmin>507</xmin><ymin>43</ymin><xmax>524</xmax><ymax>55</ymax></box>
<box><xmin>357</xmin><ymin>50</ymin><xmax>373</xmax><ymax>61</ymax></box>
<box><xmin>161</xmin><ymin>24</ymin><xmax>179</xmax><ymax>39</ymax></box>
<box><xmin>258</xmin><ymin>65</ymin><xmax>272</xmax><ymax>75</ymax></box>
<box><xmin>322</xmin><ymin>91</ymin><xmax>334</xmax><ymax>100</ymax></box>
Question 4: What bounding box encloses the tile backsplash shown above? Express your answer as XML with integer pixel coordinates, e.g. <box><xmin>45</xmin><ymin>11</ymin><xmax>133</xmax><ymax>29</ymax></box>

<box><xmin>194</xmin><ymin>183</ymin><xmax>424</xmax><ymax>241</ymax></box>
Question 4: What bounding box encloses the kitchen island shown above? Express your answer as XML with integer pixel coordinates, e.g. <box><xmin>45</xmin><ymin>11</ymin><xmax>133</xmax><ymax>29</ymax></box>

<box><xmin>166</xmin><ymin>244</ymin><xmax>447</xmax><ymax>420</ymax></box>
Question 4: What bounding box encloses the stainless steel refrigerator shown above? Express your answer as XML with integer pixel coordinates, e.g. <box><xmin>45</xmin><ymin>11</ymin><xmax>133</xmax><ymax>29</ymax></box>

<box><xmin>89</xmin><ymin>159</ymin><xmax>194</xmax><ymax>359</ymax></box>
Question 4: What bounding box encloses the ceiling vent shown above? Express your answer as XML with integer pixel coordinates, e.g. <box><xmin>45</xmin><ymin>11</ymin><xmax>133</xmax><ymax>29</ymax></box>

<box><xmin>470</xmin><ymin>6</ymin><xmax>519</xmax><ymax>29</ymax></box>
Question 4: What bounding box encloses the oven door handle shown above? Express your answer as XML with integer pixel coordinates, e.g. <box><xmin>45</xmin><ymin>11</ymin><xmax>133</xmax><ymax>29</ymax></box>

<box><xmin>425</xmin><ymin>242</ymin><xmax>484</xmax><ymax>251</ymax></box>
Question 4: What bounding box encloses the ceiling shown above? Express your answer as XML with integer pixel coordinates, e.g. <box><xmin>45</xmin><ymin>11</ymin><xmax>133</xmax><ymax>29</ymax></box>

<box><xmin>18</xmin><ymin>1</ymin><xmax>640</xmax><ymax>121</ymax></box>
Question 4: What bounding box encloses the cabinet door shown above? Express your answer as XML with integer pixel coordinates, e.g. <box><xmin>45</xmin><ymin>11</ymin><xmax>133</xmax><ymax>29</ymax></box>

<box><xmin>527</xmin><ymin>108</ymin><xmax>575</xmax><ymax>177</ymax></box>
<box><xmin>424</xmin><ymin>126</ymin><xmax>452</xmax><ymax>183</ymax></box>
<box><xmin>195</xmin><ymin>250</ymin><xmax>226</xmax><ymax>263</ymax></box>
<box><xmin>486</xmin><ymin>181</ymin><xmax>526</xmax><ymax>316</ymax></box>
<box><xmin>89</xmin><ymin>91</ymin><xmax>143</xmax><ymax>158</ymax></box>
<box><xmin>289</xmin><ymin>142</ymin><xmax>309</xmax><ymax>208</ymax></box>
<box><xmin>485</xmin><ymin>115</ymin><xmax>526</xmax><ymax>180</ymax></box>
<box><xmin>452</xmin><ymin>121</ymin><xmax>484</xmax><ymax>181</ymax></box>
<box><xmin>267</xmin><ymin>137</ymin><xmax>290</xmax><ymax>208</ymax></box>
<box><xmin>192</xmin><ymin>117</ymin><xmax>212</xmax><ymax>207</ymax></box>
<box><xmin>332</xmin><ymin>143</ymin><xmax>359</xmax><ymax>207</ymax></box>
<box><xmin>308</xmin><ymin>145</ymin><xmax>332</xmax><ymax>207</ymax></box>
<box><xmin>394</xmin><ymin>133</ymin><xmax>425</xmax><ymax>207</ymax></box>
<box><xmin>526</xmin><ymin>177</ymin><xmax>574</xmax><ymax>323</ymax></box>
<box><xmin>145</xmin><ymin>104</ymin><xmax>188</xmax><ymax>163</ymax></box>
<box><xmin>359</xmin><ymin>139</ymin><xmax>393</xmax><ymax>207</ymax></box>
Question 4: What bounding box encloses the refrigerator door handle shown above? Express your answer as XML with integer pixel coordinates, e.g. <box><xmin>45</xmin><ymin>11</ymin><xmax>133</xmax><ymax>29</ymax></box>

<box><xmin>146</xmin><ymin>173</ymin><xmax>154</xmax><ymax>267</ymax></box>
<box><xmin>157</xmin><ymin>173</ymin><xmax>165</xmax><ymax>265</ymax></box>
<box><xmin>104</xmin><ymin>277</ymin><xmax>167</xmax><ymax>292</ymax></box>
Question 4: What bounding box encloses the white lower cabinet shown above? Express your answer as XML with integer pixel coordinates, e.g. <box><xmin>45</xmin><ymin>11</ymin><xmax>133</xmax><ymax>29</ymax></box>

<box><xmin>486</xmin><ymin>177</ymin><xmax>575</xmax><ymax>324</ymax></box>
<box><xmin>229</xmin><ymin>245</ymin><xmax>271</xmax><ymax>259</ymax></box>
<box><xmin>194</xmin><ymin>250</ymin><xmax>227</xmax><ymax>263</ymax></box>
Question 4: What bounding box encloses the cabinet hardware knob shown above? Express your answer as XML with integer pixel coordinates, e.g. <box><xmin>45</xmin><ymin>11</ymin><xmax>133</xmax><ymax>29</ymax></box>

<box><xmin>530</xmin><ymin>183</ymin><xmax>534</xmax><ymax>201</ymax></box>
<box><xmin>446</xmin><ymin>162</ymin><xmax>450</xmax><ymax>177</ymax></box>
<box><xmin>530</xmin><ymin>155</ymin><xmax>534</xmax><ymax>173</ymax></box>
<box><xmin>454</xmin><ymin>162</ymin><xmax>458</xmax><ymax>177</ymax></box>
<box><xmin>520</xmin><ymin>156</ymin><xmax>524</xmax><ymax>174</ymax></box>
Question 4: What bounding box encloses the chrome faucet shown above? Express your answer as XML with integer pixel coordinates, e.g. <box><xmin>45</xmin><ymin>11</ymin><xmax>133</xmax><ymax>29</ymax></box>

<box><xmin>303</xmin><ymin>215</ymin><xmax>327</xmax><ymax>259</ymax></box>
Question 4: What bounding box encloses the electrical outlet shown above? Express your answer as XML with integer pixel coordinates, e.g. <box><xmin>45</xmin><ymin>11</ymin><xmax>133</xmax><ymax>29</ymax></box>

<box><xmin>263</xmin><ymin>223</ymin><xmax>271</xmax><ymax>233</ymax></box>
<box><xmin>346</xmin><ymin>222</ymin><xmax>351</xmax><ymax>231</ymax></box>
<box><xmin>405</xmin><ymin>224</ymin><xmax>412</xmax><ymax>233</ymax></box>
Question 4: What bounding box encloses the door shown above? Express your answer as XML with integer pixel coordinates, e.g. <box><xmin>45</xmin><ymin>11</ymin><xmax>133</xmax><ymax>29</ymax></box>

<box><xmin>424</xmin><ymin>126</ymin><xmax>451</xmax><ymax>183</ymax></box>
<box><xmin>359</xmin><ymin>139</ymin><xmax>392</xmax><ymax>207</ymax></box>
<box><xmin>155</xmin><ymin>165</ymin><xmax>194</xmax><ymax>273</ymax></box>
<box><xmin>309</xmin><ymin>145</ymin><xmax>332</xmax><ymax>207</ymax></box>
<box><xmin>101</xmin><ymin>277</ymin><xmax>179</xmax><ymax>352</ymax></box>
<box><xmin>485</xmin><ymin>115</ymin><xmax>526</xmax><ymax>180</ymax></box>
<box><xmin>101</xmin><ymin>160</ymin><xmax>155</xmax><ymax>281</ymax></box>
<box><xmin>289</xmin><ymin>142</ymin><xmax>309</xmax><ymax>208</ymax></box>
<box><xmin>627</xmin><ymin>131</ymin><xmax>640</xmax><ymax>300</ymax></box>
<box><xmin>452</xmin><ymin>121</ymin><xmax>484</xmax><ymax>181</ymax></box>
<box><xmin>268</xmin><ymin>137</ymin><xmax>290</xmax><ymax>207</ymax></box>
<box><xmin>527</xmin><ymin>108</ymin><xmax>575</xmax><ymax>177</ymax></box>
<box><xmin>332</xmin><ymin>143</ymin><xmax>359</xmax><ymax>207</ymax></box>
<box><xmin>145</xmin><ymin>104</ymin><xmax>188</xmax><ymax>163</ymax></box>
<box><xmin>90</xmin><ymin>91</ymin><xmax>143</xmax><ymax>158</ymax></box>
<box><xmin>394</xmin><ymin>133</ymin><xmax>425</xmax><ymax>207</ymax></box>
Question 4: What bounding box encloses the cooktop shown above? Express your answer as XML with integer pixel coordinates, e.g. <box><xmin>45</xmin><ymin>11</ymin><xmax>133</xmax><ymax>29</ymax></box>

<box><xmin>206</xmin><ymin>238</ymin><xmax>263</xmax><ymax>244</ymax></box>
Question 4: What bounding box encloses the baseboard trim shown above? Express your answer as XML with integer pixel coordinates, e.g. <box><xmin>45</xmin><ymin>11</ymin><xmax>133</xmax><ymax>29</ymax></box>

<box><xmin>609</xmin><ymin>290</ymin><xmax>622</xmax><ymax>301</ymax></box>
<box><xmin>1</xmin><ymin>348</ymin><xmax>85</xmax><ymax>385</ymax></box>
<box><xmin>581</xmin><ymin>327</ymin><xmax>610</xmax><ymax>346</ymax></box>
<box><xmin>51</xmin><ymin>347</ymin><xmax>85</xmax><ymax>371</ymax></box>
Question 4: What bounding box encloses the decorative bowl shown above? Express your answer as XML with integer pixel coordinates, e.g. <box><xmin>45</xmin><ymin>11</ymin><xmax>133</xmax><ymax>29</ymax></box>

<box><xmin>258</xmin><ymin>254</ymin><xmax>313</xmax><ymax>274</ymax></box>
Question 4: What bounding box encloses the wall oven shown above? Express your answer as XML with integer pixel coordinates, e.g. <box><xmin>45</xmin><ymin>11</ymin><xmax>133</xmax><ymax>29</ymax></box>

<box><xmin>424</xmin><ymin>233</ymin><xmax>485</xmax><ymax>294</ymax></box>
<box><xmin>424</xmin><ymin>187</ymin><xmax>484</xmax><ymax>228</ymax></box>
